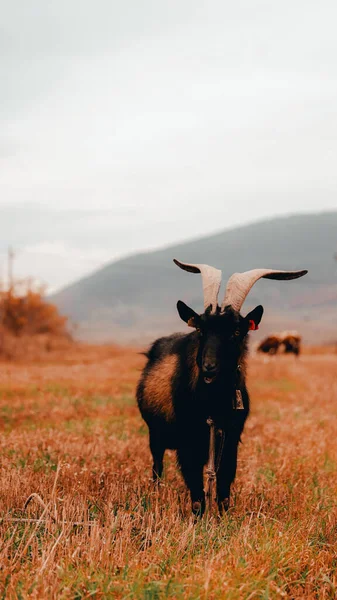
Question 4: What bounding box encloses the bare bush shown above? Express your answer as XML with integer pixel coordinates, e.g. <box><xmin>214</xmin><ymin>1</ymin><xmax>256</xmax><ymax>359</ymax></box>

<box><xmin>0</xmin><ymin>282</ymin><xmax>70</xmax><ymax>359</ymax></box>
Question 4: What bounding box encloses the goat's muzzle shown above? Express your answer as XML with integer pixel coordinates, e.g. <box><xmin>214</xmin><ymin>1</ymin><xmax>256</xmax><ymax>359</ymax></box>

<box><xmin>203</xmin><ymin>364</ymin><xmax>218</xmax><ymax>384</ymax></box>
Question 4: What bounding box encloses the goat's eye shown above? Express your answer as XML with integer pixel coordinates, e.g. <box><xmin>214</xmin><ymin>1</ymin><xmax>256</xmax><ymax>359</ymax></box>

<box><xmin>234</xmin><ymin>329</ymin><xmax>240</xmax><ymax>337</ymax></box>
<box><xmin>196</xmin><ymin>328</ymin><xmax>202</xmax><ymax>335</ymax></box>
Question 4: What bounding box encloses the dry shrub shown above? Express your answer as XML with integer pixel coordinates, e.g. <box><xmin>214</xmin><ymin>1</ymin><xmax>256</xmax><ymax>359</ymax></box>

<box><xmin>0</xmin><ymin>283</ymin><xmax>71</xmax><ymax>360</ymax></box>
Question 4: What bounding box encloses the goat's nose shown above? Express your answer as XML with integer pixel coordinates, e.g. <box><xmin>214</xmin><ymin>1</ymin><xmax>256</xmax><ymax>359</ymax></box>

<box><xmin>203</xmin><ymin>362</ymin><xmax>217</xmax><ymax>373</ymax></box>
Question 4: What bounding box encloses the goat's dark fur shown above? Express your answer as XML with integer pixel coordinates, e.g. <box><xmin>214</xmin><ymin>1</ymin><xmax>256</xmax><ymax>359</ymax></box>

<box><xmin>137</xmin><ymin>302</ymin><xmax>263</xmax><ymax>516</ymax></box>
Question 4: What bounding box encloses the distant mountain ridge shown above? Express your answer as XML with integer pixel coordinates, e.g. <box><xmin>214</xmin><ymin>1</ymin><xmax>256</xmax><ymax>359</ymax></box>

<box><xmin>51</xmin><ymin>212</ymin><xmax>337</xmax><ymax>344</ymax></box>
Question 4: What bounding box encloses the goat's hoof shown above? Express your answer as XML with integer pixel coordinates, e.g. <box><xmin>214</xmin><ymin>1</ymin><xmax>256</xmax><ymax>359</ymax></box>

<box><xmin>151</xmin><ymin>477</ymin><xmax>163</xmax><ymax>486</ymax></box>
<box><xmin>218</xmin><ymin>498</ymin><xmax>230</xmax><ymax>515</ymax></box>
<box><xmin>192</xmin><ymin>501</ymin><xmax>205</xmax><ymax>518</ymax></box>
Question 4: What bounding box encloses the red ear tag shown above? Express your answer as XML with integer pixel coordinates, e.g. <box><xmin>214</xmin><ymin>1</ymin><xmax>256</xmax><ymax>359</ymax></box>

<box><xmin>249</xmin><ymin>320</ymin><xmax>259</xmax><ymax>331</ymax></box>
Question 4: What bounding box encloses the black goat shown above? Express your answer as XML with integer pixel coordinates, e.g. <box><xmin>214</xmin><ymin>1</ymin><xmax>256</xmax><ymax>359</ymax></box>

<box><xmin>137</xmin><ymin>260</ymin><xmax>307</xmax><ymax>516</ymax></box>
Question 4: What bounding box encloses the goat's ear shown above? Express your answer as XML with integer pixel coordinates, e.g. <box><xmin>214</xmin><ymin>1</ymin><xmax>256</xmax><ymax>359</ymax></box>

<box><xmin>245</xmin><ymin>305</ymin><xmax>264</xmax><ymax>331</ymax></box>
<box><xmin>177</xmin><ymin>301</ymin><xmax>201</xmax><ymax>328</ymax></box>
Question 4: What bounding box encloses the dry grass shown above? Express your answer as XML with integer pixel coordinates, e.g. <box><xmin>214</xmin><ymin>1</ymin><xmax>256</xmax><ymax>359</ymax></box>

<box><xmin>1</xmin><ymin>345</ymin><xmax>337</xmax><ymax>599</ymax></box>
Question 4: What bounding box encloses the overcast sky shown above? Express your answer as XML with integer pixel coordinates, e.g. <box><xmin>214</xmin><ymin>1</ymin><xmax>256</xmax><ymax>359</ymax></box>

<box><xmin>1</xmin><ymin>0</ymin><xmax>337</xmax><ymax>291</ymax></box>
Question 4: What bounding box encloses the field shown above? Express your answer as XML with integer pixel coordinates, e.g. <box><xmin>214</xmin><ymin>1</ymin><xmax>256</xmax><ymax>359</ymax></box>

<box><xmin>1</xmin><ymin>344</ymin><xmax>337</xmax><ymax>599</ymax></box>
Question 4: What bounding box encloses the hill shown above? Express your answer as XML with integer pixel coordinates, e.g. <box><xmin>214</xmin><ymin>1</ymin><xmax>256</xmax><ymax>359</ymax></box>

<box><xmin>51</xmin><ymin>212</ymin><xmax>337</xmax><ymax>343</ymax></box>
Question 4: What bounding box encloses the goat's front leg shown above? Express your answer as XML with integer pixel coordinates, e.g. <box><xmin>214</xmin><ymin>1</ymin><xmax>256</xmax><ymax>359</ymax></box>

<box><xmin>216</xmin><ymin>431</ymin><xmax>240</xmax><ymax>515</ymax></box>
<box><xmin>177</xmin><ymin>447</ymin><xmax>205</xmax><ymax>517</ymax></box>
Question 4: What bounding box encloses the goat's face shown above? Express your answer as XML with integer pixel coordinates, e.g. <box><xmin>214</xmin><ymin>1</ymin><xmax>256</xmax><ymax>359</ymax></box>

<box><xmin>177</xmin><ymin>301</ymin><xmax>263</xmax><ymax>384</ymax></box>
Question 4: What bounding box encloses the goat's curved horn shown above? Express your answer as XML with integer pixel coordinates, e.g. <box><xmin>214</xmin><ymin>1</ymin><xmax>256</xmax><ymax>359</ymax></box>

<box><xmin>173</xmin><ymin>259</ymin><xmax>222</xmax><ymax>313</ymax></box>
<box><xmin>222</xmin><ymin>268</ymin><xmax>308</xmax><ymax>313</ymax></box>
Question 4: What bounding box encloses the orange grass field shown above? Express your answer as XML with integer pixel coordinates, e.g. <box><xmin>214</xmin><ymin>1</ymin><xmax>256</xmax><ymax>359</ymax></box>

<box><xmin>1</xmin><ymin>343</ymin><xmax>337</xmax><ymax>599</ymax></box>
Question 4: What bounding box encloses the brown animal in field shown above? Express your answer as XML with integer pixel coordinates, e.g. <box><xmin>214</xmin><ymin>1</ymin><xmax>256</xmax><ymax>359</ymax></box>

<box><xmin>256</xmin><ymin>334</ymin><xmax>281</xmax><ymax>355</ymax></box>
<box><xmin>257</xmin><ymin>331</ymin><xmax>302</xmax><ymax>356</ymax></box>
<box><xmin>281</xmin><ymin>331</ymin><xmax>301</xmax><ymax>355</ymax></box>
<box><xmin>137</xmin><ymin>260</ymin><xmax>307</xmax><ymax>516</ymax></box>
